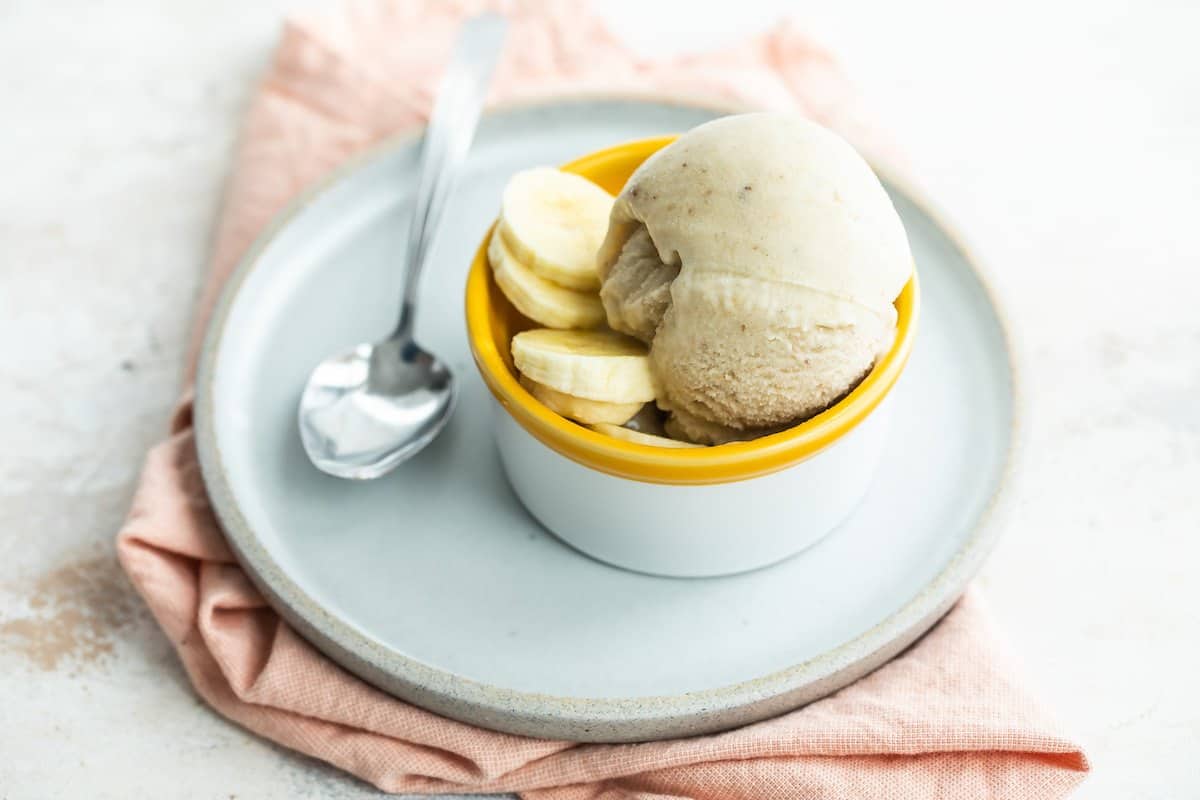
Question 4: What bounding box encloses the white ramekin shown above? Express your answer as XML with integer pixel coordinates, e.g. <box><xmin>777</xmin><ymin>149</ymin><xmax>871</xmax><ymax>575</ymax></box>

<box><xmin>494</xmin><ymin>397</ymin><xmax>894</xmax><ymax>576</ymax></box>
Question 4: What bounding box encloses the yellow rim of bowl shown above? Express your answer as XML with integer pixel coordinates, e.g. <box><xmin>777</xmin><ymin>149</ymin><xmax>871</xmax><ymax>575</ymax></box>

<box><xmin>465</xmin><ymin>136</ymin><xmax>921</xmax><ymax>485</ymax></box>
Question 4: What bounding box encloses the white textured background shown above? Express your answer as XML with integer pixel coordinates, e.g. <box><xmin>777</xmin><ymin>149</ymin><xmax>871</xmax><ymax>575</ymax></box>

<box><xmin>1</xmin><ymin>1</ymin><xmax>1197</xmax><ymax>797</ymax></box>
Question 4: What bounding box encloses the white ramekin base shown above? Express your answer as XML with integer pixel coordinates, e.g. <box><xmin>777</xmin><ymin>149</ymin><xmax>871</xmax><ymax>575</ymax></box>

<box><xmin>494</xmin><ymin>399</ymin><xmax>893</xmax><ymax>577</ymax></box>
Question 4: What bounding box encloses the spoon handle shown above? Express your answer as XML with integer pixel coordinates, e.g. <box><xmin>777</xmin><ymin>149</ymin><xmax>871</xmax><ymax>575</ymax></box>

<box><xmin>395</xmin><ymin>13</ymin><xmax>508</xmax><ymax>339</ymax></box>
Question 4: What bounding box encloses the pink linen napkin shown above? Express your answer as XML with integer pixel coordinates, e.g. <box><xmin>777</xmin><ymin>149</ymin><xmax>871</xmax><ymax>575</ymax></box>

<box><xmin>117</xmin><ymin>1</ymin><xmax>1089</xmax><ymax>796</ymax></box>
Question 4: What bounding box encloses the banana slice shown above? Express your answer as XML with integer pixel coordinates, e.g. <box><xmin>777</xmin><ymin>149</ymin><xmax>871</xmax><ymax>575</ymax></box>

<box><xmin>488</xmin><ymin>231</ymin><xmax>605</xmax><ymax>329</ymax></box>
<box><xmin>499</xmin><ymin>168</ymin><xmax>612</xmax><ymax>291</ymax></box>
<box><xmin>519</xmin><ymin>376</ymin><xmax>642</xmax><ymax>425</ymax></box>
<box><xmin>591</xmin><ymin>423</ymin><xmax>705</xmax><ymax>448</ymax></box>
<box><xmin>511</xmin><ymin>328</ymin><xmax>660</xmax><ymax>404</ymax></box>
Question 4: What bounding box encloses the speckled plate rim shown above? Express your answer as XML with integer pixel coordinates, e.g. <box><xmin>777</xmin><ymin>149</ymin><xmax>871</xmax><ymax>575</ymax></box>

<box><xmin>193</xmin><ymin>93</ymin><xmax>1025</xmax><ymax>742</ymax></box>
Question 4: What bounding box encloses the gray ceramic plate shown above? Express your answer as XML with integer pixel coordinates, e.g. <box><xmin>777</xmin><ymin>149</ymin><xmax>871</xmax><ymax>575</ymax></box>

<box><xmin>195</xmin><ymin>96</ymin><xmax>1018</xmax><ymax>743</ymax></box>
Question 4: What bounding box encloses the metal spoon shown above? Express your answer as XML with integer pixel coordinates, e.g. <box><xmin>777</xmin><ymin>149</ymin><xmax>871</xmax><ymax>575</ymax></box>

<box><xmin>298</xmin><ymin>13</ymin><xmax>507</xmax><ymax>480</ymax></box>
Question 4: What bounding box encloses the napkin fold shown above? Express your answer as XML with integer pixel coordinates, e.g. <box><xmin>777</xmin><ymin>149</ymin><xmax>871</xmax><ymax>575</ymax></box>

<box><xmin>118</xmin><ymin>1</ymin><xmax>1089</xmax><ymax>796</ymax></box>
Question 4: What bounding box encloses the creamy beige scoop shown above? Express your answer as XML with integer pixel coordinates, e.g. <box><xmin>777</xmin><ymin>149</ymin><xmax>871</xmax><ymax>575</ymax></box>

<box><xmin>597</xmin><ymin>112</ymin><xmax>912</xmax><ymax>444</ymax></box>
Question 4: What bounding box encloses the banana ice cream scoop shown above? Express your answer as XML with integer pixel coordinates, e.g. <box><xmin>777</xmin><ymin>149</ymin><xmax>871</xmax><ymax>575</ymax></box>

<box><xmin>597</xmin><ymin>112</ymin><xmax>913</xmax><ymax>443</ymax></box>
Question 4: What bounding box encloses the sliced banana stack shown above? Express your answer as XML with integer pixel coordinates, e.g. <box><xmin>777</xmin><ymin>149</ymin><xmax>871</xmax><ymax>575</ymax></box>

<box><xmin>493</xmin><ymin>168</ymin><xmax>707</xmax><ymax>447</ymax></box>
<box><xmin>488</xmin><ymin>168</ymin><xmax>613</xmax><ymax>330</ymax></box>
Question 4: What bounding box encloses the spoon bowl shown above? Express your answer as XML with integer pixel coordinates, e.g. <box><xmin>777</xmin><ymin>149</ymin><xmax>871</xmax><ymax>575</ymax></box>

<box><xmin>298</xmin><ymin>340</ymin><xmax>457</xmax><ymax>480</ymax></box>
